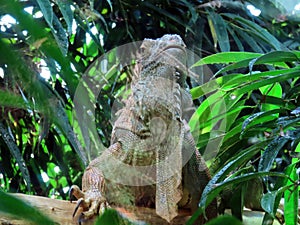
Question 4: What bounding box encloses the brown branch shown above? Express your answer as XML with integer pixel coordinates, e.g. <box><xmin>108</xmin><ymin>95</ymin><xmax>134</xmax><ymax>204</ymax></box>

<box><xmin>0</xmin><ymin>193</ymin><xmax>78</xmax><ymax>225</ymax></box>
<box><xmin>0</xmin><ymin>193</ymin><xmax>190</xmax><ymax>225</ymax></box>
<box><xmin>1</xmin><ymin>194</ymin><xmax>293</xmax><ymax>225</ymax></box>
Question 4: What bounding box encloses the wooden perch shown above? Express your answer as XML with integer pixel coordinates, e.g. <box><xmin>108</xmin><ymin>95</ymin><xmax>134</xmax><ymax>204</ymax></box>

<box><xmin>0</xmin><ymin>194</ymin><xmax>294</xmax><ymax>225</ymax></box>
<box><xmin>0</xmin><ymin>193</ymin><xmax>77</xmax><ymax>225</ymax></box>
<box><xmin>0</xmin><ymin>193</ymin><xmax>191</xmax><ymax>225</ymax></box>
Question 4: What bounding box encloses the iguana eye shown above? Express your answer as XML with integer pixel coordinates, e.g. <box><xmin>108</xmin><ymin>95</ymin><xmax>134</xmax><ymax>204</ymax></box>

<box><xmin>139</xmin><ymin>47</ymin><xmax>146</xmax><ymax>54</ymax></box>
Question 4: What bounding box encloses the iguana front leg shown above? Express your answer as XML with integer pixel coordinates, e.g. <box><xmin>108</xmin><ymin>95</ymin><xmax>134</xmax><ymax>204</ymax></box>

<box><xmin>70</xmin><ymin>144</ymin><xmax>119</xmax><ymax>223</ymax></box>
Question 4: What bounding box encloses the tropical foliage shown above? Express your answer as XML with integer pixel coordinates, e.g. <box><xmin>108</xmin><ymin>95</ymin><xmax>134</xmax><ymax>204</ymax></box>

<box><xmin>0</xmin><ymin>0</ymin><xmax>299</xmax><ymax>224</ymax></box>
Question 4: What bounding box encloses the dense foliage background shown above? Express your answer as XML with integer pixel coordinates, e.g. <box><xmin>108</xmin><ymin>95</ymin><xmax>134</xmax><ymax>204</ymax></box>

<box><xmin>0</xmin><ymin>0</ymin><xmax>299</xmax><ymax>224</ymax></box>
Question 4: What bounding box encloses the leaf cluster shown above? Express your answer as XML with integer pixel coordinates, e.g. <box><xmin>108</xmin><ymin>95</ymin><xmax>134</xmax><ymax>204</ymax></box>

<box><xmin>0</xmin><ymin>0</ymin><xmax>299</xmax><ymax>224</ymax></box>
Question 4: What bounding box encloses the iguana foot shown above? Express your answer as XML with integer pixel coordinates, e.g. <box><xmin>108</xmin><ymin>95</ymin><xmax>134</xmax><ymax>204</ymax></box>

<box><xmin>70</xmin><ymin>185</ymin><xmax>109</xmax><ymax>224</ymax></box>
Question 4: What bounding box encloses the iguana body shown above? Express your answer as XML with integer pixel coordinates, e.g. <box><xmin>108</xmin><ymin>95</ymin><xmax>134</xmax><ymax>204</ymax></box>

<box><xmin>70</xmin><ymin>34</ymin><xmax>217</xmax><ymax>224</ymax></box>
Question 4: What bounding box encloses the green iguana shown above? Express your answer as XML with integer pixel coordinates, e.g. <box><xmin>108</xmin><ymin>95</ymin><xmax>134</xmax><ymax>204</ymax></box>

<box><xmin>70</xmin><ymin>34</ymin><xmax>217</xmax><ymax>224</ymax></box>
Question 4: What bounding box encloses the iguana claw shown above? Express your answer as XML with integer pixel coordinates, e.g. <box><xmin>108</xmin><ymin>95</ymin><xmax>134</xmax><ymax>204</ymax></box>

<box><xmin>69</xmin><ymin>185</ymin><xmax>84</xmax><ymax>203</ymax></box>
<box><xmin>70</xmin><ymin>182</ymin><xmax>109</xmax><ymax>223</ymax></box>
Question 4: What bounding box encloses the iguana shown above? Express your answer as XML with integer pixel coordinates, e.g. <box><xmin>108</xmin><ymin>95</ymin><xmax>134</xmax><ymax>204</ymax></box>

<box><xmin>70</xmin><ymin>34</ymin><xmax>217</xmax><ymax>224</ymax></box>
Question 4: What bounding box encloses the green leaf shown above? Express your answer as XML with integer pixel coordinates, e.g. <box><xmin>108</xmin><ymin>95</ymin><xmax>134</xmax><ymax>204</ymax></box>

<box><xmin>36</xmin><ymin>0</ymin><xmax>53</xmax><ymax>29</ymax></box>
<box><xmin>192</xmin><ymin>52</ymin><xmax>262</xmax><ymax>67</ymax></box>
<box><xmin>261</xmin><ymin>161</ymin><xmax>299</xmax><ymax>217</ymax></box>
<box><xmin>199</xmin><ymin>104</ymin><xmax>251</xmax><ymax>132</ymax></box>
<box><xmin>51</xmin><ymin>99</ymin><xmax>88</xmax><ymax>167</ymax></box>
<box><xmin>223</xmin><ymin>67</ymin><xmax>299</xmax><ymax>91</ymax></box>
<box><xmin>227</xmin><ymin>26</ymin><xmax>244</xmax><ymax>51</ymax></box>
<box><xmin>51</xmin><ymin>15</ymin><xmax>69</xmax><ymax>56</ymax></box>
<box><xmin>0</xmin><ymin>89</ymin><xmax>33</xmax><ymax>109</ymax></box>
<box><xmin>0</xmin><ymin>122</ymin><xmax>31</xmax><ymax>191</ymax></box>
<box><xmin>259</xmin><ymin>83</ymin><xmax>282</xmax><ymax>111</ymax></box>
<box><xmin>2</xmin><ymin>0</ymin><xmax>78</xmax><ymax>95</ymax></box>
<box><xmin>205</xmin><ymin>215</ymin><xmax>242</xmax><ymax>225</ymax></box>
<box><xmin>47</xmin><ymin>162</ymin><xmax>57</xmax><ymax>178</ymax></box>
<box><xmin>73</xmin><ymin>12</ymin><xmax>104</xmax><ymax>54</ymax></box>
<box><xmin>200</xmin><ymin>142</ymin><xmax>271</xmax><ymax>214</ymax></box>
<box><xmin>187</xmin><ymin>170</ymin><xmax>285</xmax><ymax>224</ymax></box>
<box><xmin>249</xmin><ymin>51</ymin><xmax>299</xmax><ymax>71</ymax></box>
<box><xmin>232</xmin><ymin>71</ymin><xmax>300</xmax><ymax>97</ymax></box>
<box><xmin>284</xmin><ymin>156</ymin><xmax>299</xmax><ymax>225</ymax></box>
<box><xmin>191</xmin><ymin>66</ymin><xmax>287</xmax><ymax>99</ymax></box>
<box><xmin>56</xmin><ymin>0</ymin><xmax>74</xmax><ymax>34</ymax></box>
<box><xmin>235</xmin><ymin>27</ymin><xmax>264</xmax><ymax>53</ymax></box>
<box><xmin>261</xmin><ymin>191</ymin><xmax>277</xmax><ymax>216</ymax></box>
<box><xmin>221</xmin><ymin>99</ymin><xmax>247</xmax><ymax>132</ymax></box>
<box><xmin>37</xmin><ymin>0</ymin><xmax>69</xmax><ymax>56</ymax></box>
<box><xmin>207</xmin><ymin>10</ymin><xmax>230</xmax><ymax>52</ymax></box>
<box><xmin>284</xmin><ymin>182</ymin><xmax>298</xmax><ymax>225</ymax></box>
<box><xmin>35</xmin><ymin>0</ymin><xmax>68</xmax><ymax>55</ymax></box>
<box><xmin>195</xmin><ymin>130</ymin><xmax>225</xmax><ymax>149</ymax></box>
<box><xmin>216</xmin><ymin>51</ymin><xmax>299</xmax><ymax>75</ymax></box>
<box><xmin>190</xmin><ymin>90</ymin><xmax>225</xmax><ymax>132</ymax></box>
<box><xmin>0</xmin><ymin>190</ymin><xmax>56</xmax><ymax>225</ymax></box>
<box><xmin>94</xmin><ymin>208</ymin><xmax>137</xmax><ymax>225</ymax></box>
<box><xmin>223</xmin><ymin>13</ymin><xmax>285</xmax><ymax>51</ymax></box>
<box><xmin>241</xmin><ymin>109</ymin><xmax>282</xmax><ymax>136</ymax></box>
<box><xmin>276</xmin><ymin>116</ymin><xmax>300</xmax><ymax>131</ymax></box>
<box><xmin>191</xmin><ymin>78</ymin><xmax>221</xmax><ymax>99</ymax></box>
<box><xmin>258</xmin><ymin>136</ymin><xmax>290</xmax><ymax>172</ymax></box>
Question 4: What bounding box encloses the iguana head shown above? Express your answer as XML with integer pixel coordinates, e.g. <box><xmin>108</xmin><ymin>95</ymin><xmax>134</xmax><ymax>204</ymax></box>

<box><xmin>137</xmin><ymin>34</ymin><xmax>187</xmax><ymax>87</ymax></box>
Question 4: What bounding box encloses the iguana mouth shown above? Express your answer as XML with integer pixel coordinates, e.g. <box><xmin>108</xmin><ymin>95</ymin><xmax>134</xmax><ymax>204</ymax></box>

<box><xmin>160</xmin><ymin>44</ymin><xmax>186</xmax><ymax>53</ymax></box>
<box><xmin>141</xmin><ymin>44</ymin><xmax>186</xmax><ymax>72</ymax></box>
<box><xmin>156</xmin><ymin>45</ymin><xmax>186</xmax><ymax>59</ymax></box>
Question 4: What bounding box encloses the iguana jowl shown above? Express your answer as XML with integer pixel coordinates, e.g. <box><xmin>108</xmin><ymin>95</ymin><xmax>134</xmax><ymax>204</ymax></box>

<box><xmin>70</xmin><ymin>34</ymin><xmax>217</xmax><ymax>224</ymax></box>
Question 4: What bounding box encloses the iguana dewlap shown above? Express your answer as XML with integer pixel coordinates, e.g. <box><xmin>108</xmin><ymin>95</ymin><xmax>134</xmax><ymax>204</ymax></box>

<box><xmin>70</xmin><ymin>34</ymin><xmax>217</xmax><ymax>224</ymax></box>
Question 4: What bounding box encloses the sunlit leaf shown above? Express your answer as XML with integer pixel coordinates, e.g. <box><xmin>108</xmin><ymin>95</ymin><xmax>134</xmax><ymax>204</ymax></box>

<box><xmin>248</xmin><ymin>51</ymin><xmax>298</xmax><ymax>72</ymax></box>
<box><xmin>232</xmin><ymin>71</ymin><xmax>300</xmax><ymax>97</ymax></box>
<box><xmin>259</xmin><ymin>83</ymin><xmax>282</xmax><ymax>111</ymax></box>
<box><xmin>2</xmin><ymin>0</ymin><xmax>78</xmax><ymax>95</ymax></box>
<box><xmin>73</xmin><ymin>12</ymin><xmax>104</xmax><ymax>54</ymax></box>
<box><xmin>284</xmin><ymin>169</ymin><xmax>298</xmax><ymax>225</ymax></box>
<box><xmin>192</xmin><ymin>52</ymin><xmax>261</xmax><ymax>67</ymax></box>
<box><xmin>284</xmin><ymin>143</ymin><xmax>300</xmax><ymax>225</ymax></box>
<box><xmin>216</xmin><ymin>51</ymin><xmax>299</xmax><ymax>75</ymax></box>
<box><xmin>241</xmin><ymin>109</ymin><xmax>282</xmax><ymax>136</ymax></box>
